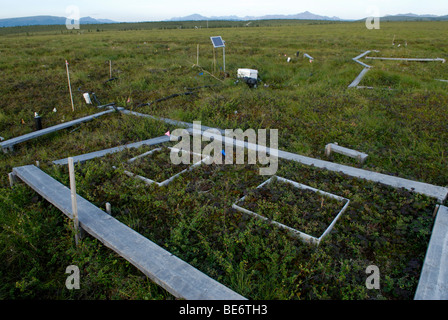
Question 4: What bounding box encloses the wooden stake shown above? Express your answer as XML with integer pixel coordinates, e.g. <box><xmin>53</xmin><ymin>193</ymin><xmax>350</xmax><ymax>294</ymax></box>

<box><xmin>65</xmin><ymin>60</ymin><xmax>75</xmax><ymax>112</ymax></box>
<box><xmin>8</xmin><ymin>172</ymin><xmax>16</xmax><ymax>188</ymax></box>
<box><xmin>106</xmin><ymin>202</ymin><xmax>111</xmax><ymax>215</ymax></box>
<box><xmin>197</xmin><ymin>44</ymin><xmax>199</xmax><ymax>66</ymax></box>
<box><xmin>109</xmin><ymin>60</ymin><xmax>112</xmax><ymax>79</ymax></box>
<box><xmin>433</xmin><ymin>204</ymin><xmax>440</xmax><ymax>219</ymax></box>
<box><xmin>68</xmin><ymin>157</ymin><xmax>81</xmax><ymax>244</ymax></box>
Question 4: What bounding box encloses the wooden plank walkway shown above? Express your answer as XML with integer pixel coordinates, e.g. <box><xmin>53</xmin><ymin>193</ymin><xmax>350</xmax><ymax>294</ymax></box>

<box><xmin>120</xmin><ymin>109</ymin><xmax>225</xmax><ymax>134</ymax></box>
<box><xmin>12</xmin><ymin>165</ymin><xmax>246</xmax><ymax>300</ymax></box>
<box><xmin>415</xmin><ymin>205</ymin><xmax>448</xmax><ymax>300</ymax></box>
<box><xmin>353</xmin><ymin>50</ymin><xmax>373</xmax><ymax>61</ymax></box>
<box><xmin>53</xmin><ymin>110</ymin><xmax>448</xmax><ymax>202</ymax></box>
<box><xmin>348</xmin><ymin>67</ymin><xmax>370</xmax><ymax>88</ymax></box>
<box><xmin>201</xmin><ymin>131</ymin><xmax>448</xmax><ymax>203</ymax></box>
<box><xmin>365</xmin><ymin>57</ymin><xmax>446</xmax><ymax>63</ymax></box>
<box><xmin>352</xmin><ymin>51</ymin><xmax>373</xmax><ymax>69</ymax></box>
<box><xmin>353</xmin><ymin>59</ymin><xmax>372</xmax><ymax>69</ymax></box>
<box><xmin>1</xmin><ymin>110</ymin><xmax>115</xmax><ymax>153</ymax></box>
<box><xmin>276</xmin><ymin>148</ymin><xmax>448</xmax><ymax>203</ymax></box>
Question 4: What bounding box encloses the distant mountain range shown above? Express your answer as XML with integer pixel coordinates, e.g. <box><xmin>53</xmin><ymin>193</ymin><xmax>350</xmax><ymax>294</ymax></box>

<box><xmin>168</xmin><ymin>12</ymin><xmax>448</xmax><ymax>22</ymax></box>
<box><xmin>1</xmin><ymin>12</ymin><xmax>448</xmax><ymax>28</ymax></box>
<box><xmin>381</xmin><ymin>13</ymin><xmax>448</xmax><ymax>21</ymax></box>
<box><xmin>168</xmin><ymin>11</ymin><xmax>341</xmax><ymax>21</ymax></box>
<box><xmin>0</xmin><ymin>15</ymin><xmax>116</xmax><ymax>28</ymax></box>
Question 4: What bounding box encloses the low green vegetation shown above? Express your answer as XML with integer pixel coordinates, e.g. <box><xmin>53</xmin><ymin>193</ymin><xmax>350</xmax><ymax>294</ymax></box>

<box><xmin>238</xmin><ymin>178</ymin><xmax>347</xmax><ymax>238</ymax></box>
<box><xmin>124</xmin><ymin>146</ymin><xmax>195</xmax><ymax>183</ymax></box>
<box><xmin>0</xmin><ymin>19</ymin><xmax>447</xmax><ymax>300</ymax></box>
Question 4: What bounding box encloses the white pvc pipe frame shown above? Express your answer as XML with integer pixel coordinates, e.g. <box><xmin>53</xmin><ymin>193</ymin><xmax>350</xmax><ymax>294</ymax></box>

<box><xmin>123</xmin><ymin>147</ymin><xmax>210</xmax><ymax>187</ymax></box>
<box><xmin>232</xmin><ymin>176</ymin><xmax>350</xmax><ymax>246</ymax></box>
<box><xmin>51</xmin><ymin>108</ymin><xmax>448</xmax><ymax>202</ymax></box>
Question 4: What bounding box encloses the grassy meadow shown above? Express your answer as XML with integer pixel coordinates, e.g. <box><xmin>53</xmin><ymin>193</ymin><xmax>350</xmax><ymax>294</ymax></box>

<box><xmin>0</xmin><ymin>20</ymin><xmax>447</xmax><ymax>300</ymax></box>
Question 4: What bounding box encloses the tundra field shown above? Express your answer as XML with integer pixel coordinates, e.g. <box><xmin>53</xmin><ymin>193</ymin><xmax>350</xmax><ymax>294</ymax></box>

<box><xmin>0</xmin><ymin>20</ymin><xmax>447</xmax><ymax>300</ymax></box>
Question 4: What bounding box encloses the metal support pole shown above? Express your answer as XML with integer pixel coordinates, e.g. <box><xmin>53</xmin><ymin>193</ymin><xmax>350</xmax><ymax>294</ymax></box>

<box><xmin>34</xmin><ymin>114</ymin><xmax>42</xmax><ymax>131</ymax></box>
<box><xmin>223</xmin><ymin>46</ymin><xmax>226</xmax><ymax>73</ymax></box>
<box><xmin>213</xmin><ymin>48</ymin><xmax>216</xmax><ymax>73</ymax></box>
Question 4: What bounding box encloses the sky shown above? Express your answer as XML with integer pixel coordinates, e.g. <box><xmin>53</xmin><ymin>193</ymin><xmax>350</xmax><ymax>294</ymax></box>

<box><xmin>0</xmin><ymin>0</ymin><xmax>447</xmax><ymax>21</ymax></box>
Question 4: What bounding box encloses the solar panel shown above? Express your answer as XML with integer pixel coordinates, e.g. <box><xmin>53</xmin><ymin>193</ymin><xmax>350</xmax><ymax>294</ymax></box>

<box><xmin>210</xmin><ymin>36</ymin><xmax>225</xmax><ymax>48</ymax></box>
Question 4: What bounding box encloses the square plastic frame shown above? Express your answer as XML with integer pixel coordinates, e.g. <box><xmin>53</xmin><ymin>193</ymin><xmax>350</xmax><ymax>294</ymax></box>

<box><xmin>123</xmin><ymin>147</ymin><xmax>209</xmax><ymax>187</ymax></box>
<box><xmin>232</xmin><ymin>176</ymin><xmax>350</xmax><ymax>245</ymax></box>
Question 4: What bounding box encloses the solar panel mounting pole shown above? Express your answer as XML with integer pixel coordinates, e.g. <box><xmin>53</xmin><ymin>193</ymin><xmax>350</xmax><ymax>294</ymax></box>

<box><xmin>213</xmin><ymin>48</ymin><xmax>216</xmax><ymax>73</ymax></box>
<box><xmin>210</xmin><ymin>36</ymin><xmax>226</xmax><ymax>74</ymax></box>
<box><xmin>223</xmin><ymin>46</ymin><xmax>226</xmax><ymax>72</ymax></box>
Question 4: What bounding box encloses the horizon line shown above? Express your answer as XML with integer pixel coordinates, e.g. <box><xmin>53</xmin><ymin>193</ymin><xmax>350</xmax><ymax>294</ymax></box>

<box><xmin>1</xmin><ymin>11</ymin><xmax>447</xmax><ymax>23</ymax></box>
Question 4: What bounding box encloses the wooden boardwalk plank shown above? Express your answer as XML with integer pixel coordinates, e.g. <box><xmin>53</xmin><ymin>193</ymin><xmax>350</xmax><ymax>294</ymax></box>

<box><xmin>353</xmin><ymin>59</ymin><xmax>372</xmax><ymax>69</ymax></box>
<box><xmin>201</xmin><ymin>131</ymin><xmax>448</xmax><ymax>203</ymax></box>
<box><xmin>1</xmin><ymin>110</ymin><xmax>115</xmax><ymax>152</ymax></box>
<box><xmin>12</xmin><ymin>165</ymin><xmax>246</xmax><ymax>300</ymax></box>
<box><xmin>53</xmin><ymin>110</ymin><xmax>448</xmax><ymax>202</ymax></box>
<box><xmin>276</xmin><ymin>148</ymin><xmax>448</xmax><ymax>203</ymax></box>
<box><xmin>352</xmin><ymin>50</ymin><xmax>372</xmax><ymax>61</ymax></box>
<box><xmin>120</xmin><ymin>109</ymin><xmax>225</xmax><ymax>134</ymax></box>
<box><xmin>365</xmin><ymin>57</ymin><xmax>446</xmax><ymax>63</ymax></box>
<box><xmin>348</xmin><ymin>67</ymin><xmax>370</xmax><ymax>88</ymax></box>
<box><xmin>415</xmin><ymin>205</ymin><xmax>448</xmax><ymax>300</ymax></box>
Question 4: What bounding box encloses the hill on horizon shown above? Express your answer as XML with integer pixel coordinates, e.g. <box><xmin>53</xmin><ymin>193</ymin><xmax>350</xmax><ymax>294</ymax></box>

<box><xmin>169</xmin><ymin>11</ymin><xmax>342</xmax><ymax>21</ymax></box>
<box><xmin>0</xmin><ymin>15</ymin><xmax>116</xmax><ymax>28</ymax></box>
<box><xmin>1</xmin><ymin>12</ymin><xmax>448</xmax><ymax>28</ymax></box>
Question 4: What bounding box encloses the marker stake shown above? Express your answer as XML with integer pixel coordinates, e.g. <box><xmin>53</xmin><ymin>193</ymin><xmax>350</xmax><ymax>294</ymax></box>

<box><xmin>65</xmin><ymin>60</ymin><xmax>75</xmax><ymax>112</ymax></box>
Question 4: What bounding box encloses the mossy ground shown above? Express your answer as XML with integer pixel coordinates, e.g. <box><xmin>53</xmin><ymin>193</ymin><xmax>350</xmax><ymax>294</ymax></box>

<box><xmin>1</xmin><ymin>20</ymin><xmax>447</xmax><ymax>300</ymax></box>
